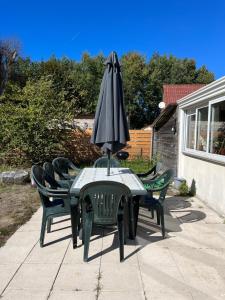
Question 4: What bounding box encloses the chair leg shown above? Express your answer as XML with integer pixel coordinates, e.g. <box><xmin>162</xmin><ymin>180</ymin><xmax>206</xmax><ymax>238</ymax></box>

<box><xmin>150</xmin><ymin>209</ymin><xmax>154</xmax><ymax>219</ymax></box>
<box><xmin>118</xmin><ymin>213</ymin><xmax>124</xmax><ymax>262</ymax></box>
<box><xmin>156</xmin><ymin>207</ymin><xmax>161</xmax><ymax>225</ymax></box>
<box><xmin>83</xmin><ymin>212</ymin><xmax>93</xmax><ymax>262</ymax></box>
<box><xmin>47</xmin><ymin>217</ymin><xmax>52</xmax><ymax>233</ymax></box>
<box><xmin>40</xmin><ymin>213</ymin><xmax>47</xmax><ymax>247</ymax></box>
<box><xmin>160</xmin><ymin>206</ymin><xmax>165</xmax><ymax>238</ymax></box>
<box><xmin>78</xmin><ymin>207</ymin><xmax>81</xmax><ymax>231</ymax></box>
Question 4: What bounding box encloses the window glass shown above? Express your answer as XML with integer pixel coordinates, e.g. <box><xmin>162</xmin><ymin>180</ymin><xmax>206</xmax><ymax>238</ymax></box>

<box><xmin>196</xmin><ymin>107</ymin><xmax>208</xmax><ymax>152</ymax></box>
<box><xmin>209</xmin><ymin>100</ymin><xmax>225</xmax><ymax>156</ymax></box>
<box><xmin>186</xmin><ymin>114</ymin><xmax>196</xmax><ymax>149</ymax></box>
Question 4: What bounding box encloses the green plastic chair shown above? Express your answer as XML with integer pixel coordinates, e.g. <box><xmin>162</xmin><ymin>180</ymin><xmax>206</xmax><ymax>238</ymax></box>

<box><xmin>52</xmin><ymin>157</ymin><xmax>80</xmax><ymax>181</ymax></box>
<box><xmin>79</xmin><ymin>181</ymin><xmax>131</xmax><ymax>262</ymax></box>
<box><xmin>93</xmin><ymin>156</ymin><xmax>121</xmax><ymax>168</ymax></box>
<box><xmin>43</xmin><ymin>162</ymin><xmax>72</xmax><ymax>189</ymax></box>
<box><xmin>31</xmin><ymin>165</ymin><xmax>75</xmax><ymax>247</ymax></box>
<box><xmin>135</xmin><ymin>169</ymin><xmax>174</xmax><ymax>238</ymax></box>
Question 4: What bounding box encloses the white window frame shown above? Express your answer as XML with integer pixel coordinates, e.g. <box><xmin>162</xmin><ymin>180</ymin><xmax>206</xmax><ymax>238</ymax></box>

<box><xmin>195</xmin><ymin>105</ymin><xmax>209</xmax><ymax>152</ymax></box>
<box><xmin>182</xmin><ymin>96</ymin><xmax>225</xmax><ymax>165</ymax></box>
<box><xmin>185</xmin><ymin>112</ymin><xmax>196</xmax><ymax>150</ymax></box>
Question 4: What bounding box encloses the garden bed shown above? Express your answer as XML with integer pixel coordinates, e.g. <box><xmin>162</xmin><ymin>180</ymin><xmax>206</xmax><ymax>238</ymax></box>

<box><xmin>0</xmin><ymin>183</ymin><xmax>40</xmax><ymax>247</ymax></box>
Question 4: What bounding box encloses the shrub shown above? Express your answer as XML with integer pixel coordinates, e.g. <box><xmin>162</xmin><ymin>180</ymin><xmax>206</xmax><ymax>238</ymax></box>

<box><xmin>179</xmin><ymin>181</ymin><xmax>189</xmax><ymax>196</ymax></box>
<box><xmin>0</xmin><ymin>77</ymin><xmax>72</xmax><ymax>165</ymax></box>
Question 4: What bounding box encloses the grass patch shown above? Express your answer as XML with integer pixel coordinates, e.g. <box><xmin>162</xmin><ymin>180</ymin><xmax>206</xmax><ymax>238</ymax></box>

<box><xmin>0</xmin><ymin>165</ymin><xmax>15</xmax><ymax>172</ymax></box>
<box><xmin>80</xmin><ymin>156</ymin><xmax>154</xmax><ymax>174</ymax></box>
<box><xmin>0</xmin><ymin>183</ymin><xmax>40</xmax><ymax>247</ymax></box>
<box><xmin>121</xmin><ymin>157</ymin><xmax>153</xmax><ymax>173</ymax></box>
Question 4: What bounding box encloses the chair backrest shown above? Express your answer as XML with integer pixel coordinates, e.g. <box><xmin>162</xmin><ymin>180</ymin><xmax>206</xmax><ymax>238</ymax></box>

<box><xmin>43</xmin><ymin>162</ymin><xmax>61</xmax><ymax>189</ymax></box>
<box><xmin>80</xmin><ymin>181</ymin><xmax>131</xmax><ymax>225</ymax></box>
<box><xmin>43</xmin><ymin>162</ymin><xmax>55</xmax><ymax>180</ymax></box>
<box><xmin>31</xmin><ymin>165</ymin><xmax>52</xmax><ymax>207</ymax></box>
<box><xmin>152</xmin><ymin>169</ymin><xmax>174</xmax><ymax>190</ymax></box>
<box><xmin>52</xmin><ymin>157</ymin><xmax>70</xmax><ymax>179</ymax></box>
<box><xmin>93</xmin><ymin>156</ymin><xmax>121</xmax><ymax>168</ymax></box>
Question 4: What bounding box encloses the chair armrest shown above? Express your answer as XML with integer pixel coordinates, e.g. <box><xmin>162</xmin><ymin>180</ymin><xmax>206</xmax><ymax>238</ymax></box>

<box><xmin>57</xmin><ymin>180</ymin><xmax>72</xmax><ymax>189</ymax></box>
<box><xmin>136</xmin><ymin>165</ymin><xmax>156</xmax><ymax>178</ymax></box>
<box><xmin>41</xmin><ymin>187</ymin><xmax>69</xmax><ymax>198</ymax></box>
<box><xmin>69</xmin><ymin>161</ymin><xmax>80</xmax><ymax>173</ymax></box>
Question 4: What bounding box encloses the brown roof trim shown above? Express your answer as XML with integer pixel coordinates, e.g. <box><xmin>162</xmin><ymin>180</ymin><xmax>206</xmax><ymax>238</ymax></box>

<box><xmin>151</xmin><ymin>104</ymin><xmax>177</xmax><ymax>130</ymax></box>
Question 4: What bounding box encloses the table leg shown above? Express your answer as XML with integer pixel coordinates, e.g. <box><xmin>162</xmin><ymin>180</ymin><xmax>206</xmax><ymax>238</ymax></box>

<box><xmin>133</xmin><ymin>195</ymin><xmax>140</xmax><ymax>237</ymax></box>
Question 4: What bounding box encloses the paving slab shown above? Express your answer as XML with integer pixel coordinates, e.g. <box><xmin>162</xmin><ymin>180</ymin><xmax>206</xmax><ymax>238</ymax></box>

<box><xmin>6</xmin><ymin>263</ymin><xmax>59</xmax><ymax>291</ymax></box>
<box><xmin>1</xmin><ymin>289</ymin><xmax>49</xmax><ymax>300</ymax></box>
<box><xmin>101</xmin><ymin>231</ymin><xmax>138</xmax><ymax>265</ymax></box>
<box><xmin>100</xmin><ymin>263</ymin><xmax>142</xmax><ymax>291</ymax></box>
<box><xmin>49</xmin><ymin>290</ymin><xmax>96</xmax><ymax>300</ymax></box>
<box><xmin>0</xmin><ymin>245</ymin><xmax>36</xmax><ymax>264</ymax></box>
<box><xmin>139</xmin><ymin>248</ymin><xmax>176</xmax><ymax>269</ymax></box>
<box><xmin>25</xmin><ymin>239</ymin><xmax>70</xmax><ymax>264</ymax></box>
<box><xmin>99</xmin><ymin>291</ymin><xmax>145</xmax><ymax>300</ymax></box>
<box><xmin>0</xmin><ymin>264</ymin><xmax>20</xmax><ymax>294</ymax></box>
<box><xmin>4</xmin><ymin>231</ymin><xmax>39</xmax><ymax>247</ymax></box>
<box><xmin>0</xmin><ymin>195</ymin><xmax>224</xmax><ymax>300</ymax></box>
<box><xmin>63</xmin><ymin>236</ymin><xmax>102</xmax><ymax>265</ymax></box>
<box><xmin>176</xmin><ymin>260</ymin><xmax>225</xmax><ymax>299</ymax></box>
<box><xmin>53</xmin><ymin>263</ymin><xmax>100</xmax><ymax>291</ymax></box>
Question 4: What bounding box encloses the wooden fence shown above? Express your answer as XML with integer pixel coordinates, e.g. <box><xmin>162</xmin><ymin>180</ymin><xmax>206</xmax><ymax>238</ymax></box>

<box><xmin>124</xmin><ymin>130</ymin><xmax>152</xmax><ymax>159</ymax></box>
<box><xmin>66</xmin><ymin>128</ymin><xmax>152</xmax><ymax>162</ymax></box>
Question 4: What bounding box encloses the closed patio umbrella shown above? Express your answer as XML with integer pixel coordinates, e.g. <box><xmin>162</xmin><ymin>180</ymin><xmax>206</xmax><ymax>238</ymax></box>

<box><xmin>91</xmin><ymin>51</ymin><xmax>130</xmax><ymax>175</ymax></box>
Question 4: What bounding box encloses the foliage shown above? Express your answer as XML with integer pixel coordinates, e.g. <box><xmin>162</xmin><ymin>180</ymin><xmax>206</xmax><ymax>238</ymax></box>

<box><xmin>7</xmin><ymin>52</ymin><xmax>214</xmax><ymax>129</ymax></box>
<box><xmin>179</xmin><ymin>181</ymin><xmax>189</xmax><ymax>196</ymax></box>
<box><xmin>0</xmin><ymin>46</ymin><xmax>215</xmax><ymax>165</ymax></box>
<box><xmin>0</xmin><ymin>77</ymin><xmax>72</xmax><ymax>164</ymax></box>
<box><xmin>121</xmin><ymin>53</ymin><xmax>148</xmax><ymax>128</ymax></box>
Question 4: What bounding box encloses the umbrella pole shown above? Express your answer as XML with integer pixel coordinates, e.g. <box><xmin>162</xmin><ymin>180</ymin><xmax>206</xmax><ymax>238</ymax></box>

<box><xmin>107</xmin><ymin>149</ymin><xmax>110</xmax><ymax>176</ymax></box>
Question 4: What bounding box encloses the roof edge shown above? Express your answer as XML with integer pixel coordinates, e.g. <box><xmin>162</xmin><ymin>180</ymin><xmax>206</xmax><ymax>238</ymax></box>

<box><xmin>151</xmin><ymin>104</ymin><xmax>177</xmax><ymax>128</ymax></box>
<box><xmin>177</xmin><ymin>76</ymin><xmax>225</xmax><ymax>107</ymax></box>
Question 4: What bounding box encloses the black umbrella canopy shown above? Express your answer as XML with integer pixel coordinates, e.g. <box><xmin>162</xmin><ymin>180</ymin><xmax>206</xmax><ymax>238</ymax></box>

<box><xmin>91</xmin><ymin>51</ymin><xmax>130</xmax><ymax>157</ymax></box>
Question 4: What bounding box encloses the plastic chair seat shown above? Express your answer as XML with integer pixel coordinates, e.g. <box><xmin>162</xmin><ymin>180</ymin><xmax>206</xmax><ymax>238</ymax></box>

<box><xmin>143</xmin><ymin>195</ymin><xmax>158</xmax><ymax>206</ymax></box>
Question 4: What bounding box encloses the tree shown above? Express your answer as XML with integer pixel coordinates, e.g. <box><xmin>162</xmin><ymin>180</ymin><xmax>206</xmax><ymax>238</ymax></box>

<box><xmin>0</xmin><ymin>39</ymin><xmax>18</xmax><ymax>95</ymax></box>
<box><xmin>144</xmin><ymin>53</ymin><xmax>215</xmax><ymax>125</ymax></box>
<box><xmin>121</xmin><ymin>52</ymin><xmax>148</xmax><ymax>128</ymax></box>
<box><xmin>1</xmin><ymin>46</ymin><xmax>216</xmax><ymax>166</ymax></box>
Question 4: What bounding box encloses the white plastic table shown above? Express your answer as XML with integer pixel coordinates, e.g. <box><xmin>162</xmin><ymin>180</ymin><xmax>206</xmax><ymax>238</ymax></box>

<box><xmin>70</xmin><ymin>167</ymin><xmax>147</xmax><ymax>196</ymax></box>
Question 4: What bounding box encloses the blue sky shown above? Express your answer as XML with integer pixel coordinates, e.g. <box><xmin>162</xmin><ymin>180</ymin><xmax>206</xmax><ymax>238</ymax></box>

<box><xmin>1</xmin><ymin>0</ymin><xmax>225</xmax><ymax>78</ymax></box>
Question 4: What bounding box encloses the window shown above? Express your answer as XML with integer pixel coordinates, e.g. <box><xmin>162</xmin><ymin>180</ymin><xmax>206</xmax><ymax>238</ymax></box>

<box><xmin>196</xmin><ymin>107</ymin><xmax>208</xmax><ymax>152</ymax></box>
<box><xmin>183</xmin><ymin>97</ymin><xmax>225</xmax><ymax>162</ymax></box>
<box><xmin>186</xmin><ymin>114</ymin><xmax>196</xmax><ymax>149</ymax></box>
<box><xmin>209</xmin><ymin>100</ymin><xmax>225</xmax><ymax>156</ymax></box>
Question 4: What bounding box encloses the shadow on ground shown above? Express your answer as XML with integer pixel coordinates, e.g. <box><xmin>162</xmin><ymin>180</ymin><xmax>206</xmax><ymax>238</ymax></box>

<box><xmin>42</xmin><ymin>196</ymin><xmax>207</xmax><ymax>260</ymax></box>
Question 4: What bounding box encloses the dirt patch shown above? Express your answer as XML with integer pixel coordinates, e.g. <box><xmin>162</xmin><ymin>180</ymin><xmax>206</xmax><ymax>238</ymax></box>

<box><xmin>0</xmin><ymin>184</ymin><xmax>40</xmax><ymax>247</ymax></box>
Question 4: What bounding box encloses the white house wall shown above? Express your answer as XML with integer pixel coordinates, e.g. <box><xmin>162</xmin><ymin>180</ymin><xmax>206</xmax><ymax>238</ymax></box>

<box><xmin>177</xmin><ymin>76</ymin><xmax>225</xmax><ymax>216</ymax></box>
<box><xmin>178</xmin><ymin>153</ymin><xmax>225</xmax><ymax>215</ymax></box>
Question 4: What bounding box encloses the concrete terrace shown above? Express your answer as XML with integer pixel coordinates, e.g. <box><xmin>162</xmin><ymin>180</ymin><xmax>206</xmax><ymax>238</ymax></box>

<box><xmin>0</xmin><ymin>195</ymin><xmax>225</xmax><ymax>300</ymax></box>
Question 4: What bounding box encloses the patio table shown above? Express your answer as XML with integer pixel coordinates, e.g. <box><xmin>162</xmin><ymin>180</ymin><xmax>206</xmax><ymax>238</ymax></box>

<box><xmin>69</xmin><ymin>167</ymin><xmax>147</xmax><ymax>248</ymax></box>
